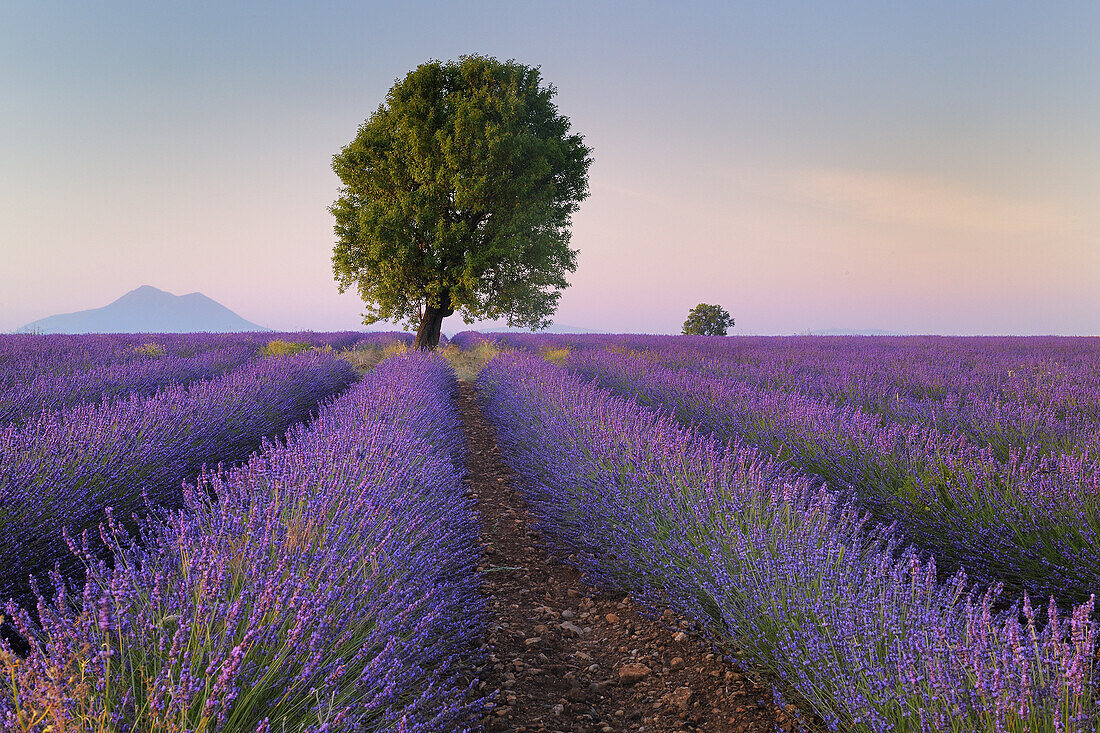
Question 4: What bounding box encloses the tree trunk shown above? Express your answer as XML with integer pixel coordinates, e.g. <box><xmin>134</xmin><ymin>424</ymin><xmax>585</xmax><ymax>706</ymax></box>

<box><xmin>413</xmin><ymin>293</ymin><xmax>453</xmax><ymax>350</ymax></box>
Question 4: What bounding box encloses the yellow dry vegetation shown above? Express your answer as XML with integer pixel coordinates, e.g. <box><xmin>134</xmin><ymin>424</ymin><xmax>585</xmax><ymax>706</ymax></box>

<box><xmin>261</xmin><ymin>340</ymin><xmax>312</xmax><ymax>357</ymax></box>
<box><xmin>341</xmin><ymin>340</ymin><xmax>408</xmax><ymax>373</ymax></box>
<box><xmin>441</xmin><ymin>340</ymin><xmax>500</xmax><ymax>381</ymax></box>
<box><xmin>539</xmin><ymin>346</ymin><xmax>570</xmax><ymax>365</ymax></box>
<box><xmin>130</xmin><ymin>342</ymin><xmax>165</xmax><ymax>358</ymax></box>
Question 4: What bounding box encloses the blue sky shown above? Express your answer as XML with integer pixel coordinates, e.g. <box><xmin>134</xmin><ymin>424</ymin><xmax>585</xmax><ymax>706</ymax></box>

<box><xmin>2</xmin><ymin>1</ymin><xmax>1099</xmax><ymax>334</ymax></box>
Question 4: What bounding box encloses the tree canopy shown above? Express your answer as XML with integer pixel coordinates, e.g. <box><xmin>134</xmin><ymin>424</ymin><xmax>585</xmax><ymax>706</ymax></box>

<box><xmin>682</xmin><ymin>303</ymin><xmax>735</xmax><ymax>336</ymax></box>
<box><xmin>331</xmin><ymin>55</ymin><xmax>592</xmax><ymax>349</ymax></box>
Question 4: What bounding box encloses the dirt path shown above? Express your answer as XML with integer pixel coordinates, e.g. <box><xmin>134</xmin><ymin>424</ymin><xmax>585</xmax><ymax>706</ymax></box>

<box><xmin>459</xmin><ymin>381</ymin><xmax>784</xmax><ymax>733</ymax></box>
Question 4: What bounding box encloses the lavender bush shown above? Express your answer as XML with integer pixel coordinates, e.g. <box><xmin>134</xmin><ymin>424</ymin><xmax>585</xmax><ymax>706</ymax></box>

<box><xmin>486</xmin><ymin>332</ymin><xmax>1100</xmax><ymax>460</ymax></box>
<box><xmin>0</xmin><ymin>352</ymin><xmax>358</xmax><ymax>604</ymax></box>
<box><xmin>558</xmin><ymin>347</ymin><xmax>1100</xmax><ymax>604</ymax></box>
<box><xmin>0</xmin><ymin>350</ymin><xmax>482</xmax><ymax>732</ymax></box>
<box><xmin>478</xmin><ymin>351</ymin><xmax>1099</xmax><ymax>732</ymax></box>
<box><xmin>0</xmin><ymin>332</ymin><xmax>394</xmax><ymax>382</ymax></box>
<box><xmin>632</xmin><ymin>337</ymin><xmax>1100</xmax><ymax>462</ymax></box>
<box><xmin>0</xmin><ymin>333</ymin><xmax>404</xmax><ymax>424</ymax></box>
<box><xmin>0</xmin><ymin>346</ymin><xmax>255</xmax><ymax>426</ymax></box>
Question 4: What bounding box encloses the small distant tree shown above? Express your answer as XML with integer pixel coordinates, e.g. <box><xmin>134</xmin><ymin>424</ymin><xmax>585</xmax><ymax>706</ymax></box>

<box><xmin>330</xmin><ymin>55</ymin><xmax>592</xmax><ymax>350</ymax></box>
<box><xmin>682</xmin><ymin>303</ymin><xmax>735</xmax><ymax>336</ymax></box>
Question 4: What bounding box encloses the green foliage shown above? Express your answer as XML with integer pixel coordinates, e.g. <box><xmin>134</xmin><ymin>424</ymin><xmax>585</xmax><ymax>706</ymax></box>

<box><xmin>682</xmin><ymin>304</ymin><xmax>735</xmax><ymax>336</ymax></box>
<box><xmin>261</xmin><ymin>340</ymin><xmax>311</xmax><ymax>357</ymax></box>
<box><xmin>331</xmin><ymin>55</ymin><xmax>592</xmax><ymax>348</ymax></box>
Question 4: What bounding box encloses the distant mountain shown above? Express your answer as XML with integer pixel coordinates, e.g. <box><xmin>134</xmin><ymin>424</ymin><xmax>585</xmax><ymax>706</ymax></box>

<box><xmin>808</xmin><ymin>328</ymin><xmax>898</xmax><ymax>336</ymax></box>
<box><xmin>466</xmin><ymin>323</ymin><xmax>595</xmax><ymax>335</ymax></box>
<box><xmin>442</xmin><ymin>319</ymin><xmax>594</xmax><ymax>336</ymax></box>
<box><xmin>17</xmin><ymin>286</ymin><xmax>269</xmax><ymax>334</ymax></box>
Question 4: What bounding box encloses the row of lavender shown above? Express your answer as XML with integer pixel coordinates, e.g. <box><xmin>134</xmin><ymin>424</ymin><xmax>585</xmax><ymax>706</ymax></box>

<box><xmin>453</xmin><ymin>332</ymin><xmax>1100</xmax><ymax>602</ymax></box>
<box><xmin>0</xmin><ymin>332</ymin><xmax>407</xmax><ymax>426</ymax></box>
<box><xmin>480</xmin><ymin>333</ymin><xmax>1100</xmax><ymax>461</ymax></box>
<box><xmin>561</xmin><ymin>347</ymin><xmax>1100</xmax><ymax>604</ymax></box>
<box><xmin>478</xmin><ymin>351</ymin><xmax>1098</xmax><ymax>732</ymax></box>
<box><xmin>628</xmin><ymin>337</ymin><xmax>1100</xmax><ymax>463</ymax></box>
<box><xmin>2</xmin><ymin>351</ymin><xmax>483</xmax><ymax>731</ymax></box>
<box><xmin>478</xmin><ymin>331</ymin><xmax>1100</xmax><ymax>409</ymax></box>
<box><xmin>0</xmin><ymin>352</ymin><xmax>359</xmax><ymax>605</ymax></box>
<box><xmin>0</xmin><ymin>345</ymin><xmax>255</xmax><ymax>425</ymax></box>
<box><xmin>0</xmin><ymin>332</ymin><xmax>370</xmax><ymax>382</ymax></box>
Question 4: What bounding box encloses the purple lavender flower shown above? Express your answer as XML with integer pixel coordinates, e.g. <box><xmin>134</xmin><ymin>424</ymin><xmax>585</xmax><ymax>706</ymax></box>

<box><xmin>1</xmin><ymin>350</ymin><xmax>483</xmax><ymax>731</ymax></box>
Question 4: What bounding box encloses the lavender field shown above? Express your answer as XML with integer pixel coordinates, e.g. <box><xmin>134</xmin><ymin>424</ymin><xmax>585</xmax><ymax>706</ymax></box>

<box><xmin>3</xmin><ymin>332</ymin><xmax>1100</xmax><ymax>731</ymax></box>
<box><xmin>463</xmin><ymin>332</ymin><xmax>1100</xmax><ymax>732</ymax></box>
<box><xmin>0</xmin><ymin>332</ymin><xmax>487</xmax><ymax>731</ymax></box>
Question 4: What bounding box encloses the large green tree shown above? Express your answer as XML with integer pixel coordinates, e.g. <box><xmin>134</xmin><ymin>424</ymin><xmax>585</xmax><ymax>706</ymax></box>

<box><xmin>331</xmin><ymin>55</ymin><xmax>592</xmax><ymax>349</ymax></box>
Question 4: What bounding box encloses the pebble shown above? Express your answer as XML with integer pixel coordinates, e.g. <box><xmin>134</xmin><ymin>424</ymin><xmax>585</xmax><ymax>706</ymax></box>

<box><xmin>560</xmin><ymin>620</ymin><xmax>585</xmax><ymax>636</ymax></box>
<box><xmin>460</xmin><ymin>385</ymin><xmax>776</xmax><ymax>732</ymax></box>
<box><xmin>617</xmin><ymin>662</ymin><xmax>652</xmax><ymax>685</ymax></box>
<box><xmin>668</xmin><ymin>686</ymin><xmax>694</xmax><ymax>711</ymax></box>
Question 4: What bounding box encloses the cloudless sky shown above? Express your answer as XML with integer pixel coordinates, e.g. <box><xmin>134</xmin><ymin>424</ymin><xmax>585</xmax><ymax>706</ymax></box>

<box><xmin>2</xmin><ymin>1</ymin><xmax>1099</xmax><ymax>334</ymax></box>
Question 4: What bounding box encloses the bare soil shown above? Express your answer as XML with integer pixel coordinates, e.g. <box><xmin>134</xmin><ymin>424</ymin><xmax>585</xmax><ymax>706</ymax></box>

<box><xmin>459</xmin><ymin>381</ymin><xmax>786</xmax><ymax>733</ymax></box>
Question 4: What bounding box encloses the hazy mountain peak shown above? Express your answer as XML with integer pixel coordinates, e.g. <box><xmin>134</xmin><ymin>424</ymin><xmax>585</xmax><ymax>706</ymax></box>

<box><xmin>17</xmin><ymin>286</ymin><xmax>269</xmax><ymax>334</ymax></box>
<box><xmin>111</xmin><ymin>284</ymin><xmax>169</xmax><ymax>303</ymax></box>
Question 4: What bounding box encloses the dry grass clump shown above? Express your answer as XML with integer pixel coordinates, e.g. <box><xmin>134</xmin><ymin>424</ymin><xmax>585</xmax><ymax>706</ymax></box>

<box><xmin>261</xmin><ymin>340</ymin><xmax>312</xmax><ymax>357</ymax></box>
<box><xmin>343</xmin><ymin>338</ymin><xmax>499</xmax><ymax>379</ymax></box>
<box><xmin>441</xmin><ymin>341</ymin><xmax>500</xmax><ymax>381</ymax></box>
<box><xmin>341</xmin><ymin>341</ymin><xmax>408</xmax><ymax>373</ymax></box>
<box><xmin>130</xmin><ymin>342</ymin><xmax>165</xmax><ymax>357</ymax></box>
<box><xmin>540</xmin><ymin>346</ymin><xmax>570</xmax><ymax>364</ymax></box>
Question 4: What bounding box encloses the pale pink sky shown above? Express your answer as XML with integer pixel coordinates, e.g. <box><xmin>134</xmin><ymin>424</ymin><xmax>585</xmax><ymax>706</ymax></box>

<box><xmin>2</xmin><ymin>2</ymin><xmax>1099</xmax><ymax>335</ymax></box>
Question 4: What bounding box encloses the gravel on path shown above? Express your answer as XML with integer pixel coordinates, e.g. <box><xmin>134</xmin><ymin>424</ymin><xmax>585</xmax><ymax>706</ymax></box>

<box><xmin>459</xmin><ymin>381</ymin><xmax>788</xmax><ymax>733</ymax></box>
